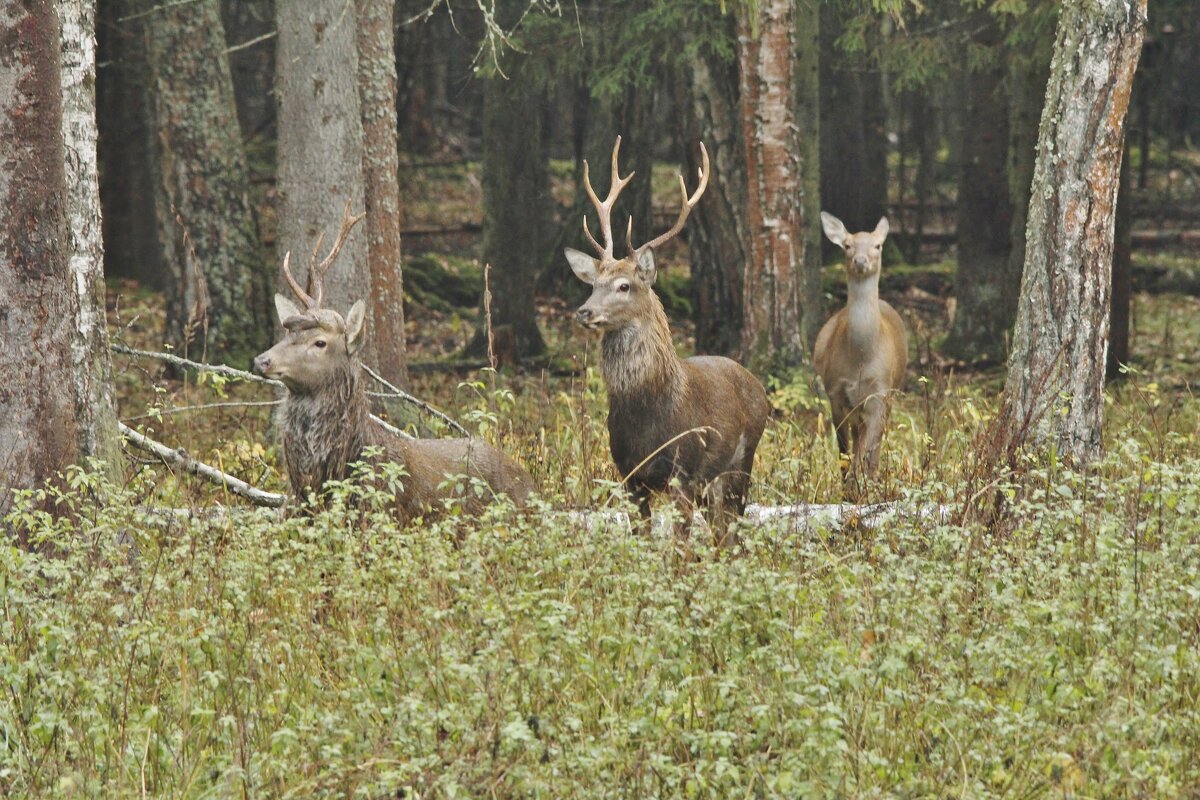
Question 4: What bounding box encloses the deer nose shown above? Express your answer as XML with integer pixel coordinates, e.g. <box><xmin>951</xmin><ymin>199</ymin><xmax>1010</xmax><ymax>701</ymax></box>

<box><xmin>853</xmin><ymin>254</ymin><xmax>868</xmax><ymax>269</ymax></box>
<box><xmin>576</xmin><ymin>307</ymin><xmax>593</xmax><ymax>324</ymax></box>
<box><xmin>253</xmin><ymin>353</ymin><xmax>271</xmax><ymax>374</ymax></box>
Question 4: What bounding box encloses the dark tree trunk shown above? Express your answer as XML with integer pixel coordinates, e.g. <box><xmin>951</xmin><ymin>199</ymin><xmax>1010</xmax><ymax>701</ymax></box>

<box><xmin>62</xmin><ymin>0</ymin><xmax>121</xmax><ymax>470</ymax></box>
<box><xmin>357</xmin><ymin>0</ymin><xmax>410</xmax><ymax>388</ymax></box>
<box><xmin>467</xmin><ymin>70</ymin><xmax>549</xmax><ymax>362</ymax></box>
<box><xmin>1107</xmin><ymin>141</ymin><xmax>1133</xmax><ymax>380</ymax></box>
<box><xmin>96</xmin><ymin>0</ymin><xmax>163</xmax><ymax>289</ymax></box>
<box><xmin>819</xmin><ymin>3</ymin><xmax>887</xmax><ymax>233</ymax></box>
<box><xmin>1001</xmin><ymin>0</ymin><xmax>1146</xmax><ymax>463</ymax></box>
<box><xmin>685</xmin><ymin>41</ymin><xmax>750</xmax><ymax>357</ymax></box>
<box><xmin>221</xmin><ymin>0</ymin><xmax>276</xmax><ymax>144</ymax></box>
<box><xmin>0</xmin><ymin>0</ymin><xmax>81</xmax><ymax>515</ymax></box>
<box><xmin>143</xmin><ymin>0</ymin><xmax>272</xmax><ymax>364</ymax></box>
<box><xmin>795</xmin><ymin>0</ymin><xmax>824</xmax><ymax>352</ymax></box>
<box><xmin>943</xmin><ymin>18</ymin><xmax>1016</xmax><ymax>363</ymax></box>
<box><xmin>275</xmin><ymin>0</ymin><xmax>374</xmax><ymax>367</ymax></box>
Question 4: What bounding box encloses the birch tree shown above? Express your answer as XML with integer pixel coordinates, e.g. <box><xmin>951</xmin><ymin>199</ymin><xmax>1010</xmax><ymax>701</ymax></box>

<box><xmin>1000</xmin><ymin>0</ymin><xmax>1147</xmax><ymax>463</ymax></box>
<box><xmin>61</xmin><ymin>0</ymin><xmax>120</xmax><ymax>469</ymax></box>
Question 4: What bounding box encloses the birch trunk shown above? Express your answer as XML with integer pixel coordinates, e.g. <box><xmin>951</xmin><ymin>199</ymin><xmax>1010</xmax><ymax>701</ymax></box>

<box><xmin>1000</xmin><ymin>0</ymin><xmax>1147</xmax><ymax>463</ymax></box>
<box><xmin>60</xmin><ymin>0</ymin><xmax>120</xmax><ymax>469</ymax></box>
<box><xmin>275</xmin><ymin>0</ymin><xmax>374</xmax><ymax>367</ymax></box>
<box><xmin>357</xmin><ymin>0</ymin><xmax>410</xmax><ymax>388</ymax></box>
<box><xmin>0</xmin><ymin>1</ymin><xmax>80</xmax><ymax>514</ymax></box>
<box><xmin>737</xmin><ymin>0</ymin><xmax>807</xmax><ymax>370</ymax></box>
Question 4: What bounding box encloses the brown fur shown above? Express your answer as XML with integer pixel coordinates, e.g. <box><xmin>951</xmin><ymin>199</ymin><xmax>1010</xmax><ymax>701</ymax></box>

<box><xmin>567</xmin><ymin>247</ymin><xmax>770</xmax><ymax>530</ymax></box>
<box><xmin>255</xmin><ymin>297</ymin><xmax>533</xmax><ymax>522</ymax></box>
<box><xmin>814</xmin><ymin>213</ymin><xmax>908</xmax><ymax>486</ymax></box>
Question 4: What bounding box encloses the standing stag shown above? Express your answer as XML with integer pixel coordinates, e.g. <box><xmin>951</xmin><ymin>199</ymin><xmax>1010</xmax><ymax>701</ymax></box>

<box><xmin>254</xmin><ymin>208</ymin><xmax>533</xmax><ymax>519</ymax></box>
<box><xmin>565</xmin><ymin>137</ymin><xmax>770</xmax><ymax>535</ymax></box>
<box><xmin>814</xmin><ymin>212</ymin><xmax>908</xmax><ymax>489</ymax></box>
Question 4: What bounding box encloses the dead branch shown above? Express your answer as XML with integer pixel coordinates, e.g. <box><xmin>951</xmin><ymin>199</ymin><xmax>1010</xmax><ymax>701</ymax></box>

<box><xmin>119</xmin><ymin>422</ymin><xmax>287</xmax><ymax>508</ymax></box>
<box><xmin>360</xmin><ymin>363</ymin><xmax>470</xmax><ymax>437</ymax></box>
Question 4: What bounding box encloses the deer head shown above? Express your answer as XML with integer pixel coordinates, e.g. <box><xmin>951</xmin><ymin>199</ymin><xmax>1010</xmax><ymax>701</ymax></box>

<box><xmin>565</xmin><ymin>136</ymin><xmax>709</xmax><ymax>331</ymax></box>
<box><xmin>253</xmin><ymin>206</ymin><xmax>367</xmax><ymax>393</ymax></box>
<box><xmin>820</xmin><ymin>212</ymin><xmax>889</xmax><ymax>280</ymax></box>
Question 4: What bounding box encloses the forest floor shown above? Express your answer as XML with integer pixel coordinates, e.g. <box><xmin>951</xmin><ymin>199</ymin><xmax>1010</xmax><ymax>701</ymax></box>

<box><xmin>5</xmin><ymin>156</ymin><xmax>1200</xmax><ymax>797</ymax></box>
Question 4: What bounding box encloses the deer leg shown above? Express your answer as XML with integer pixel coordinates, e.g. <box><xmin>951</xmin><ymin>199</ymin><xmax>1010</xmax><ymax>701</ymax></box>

<box><xmin>856</xmin><ymin>394</ymin><xmax>889</xmax><ymax>479</ymax></box>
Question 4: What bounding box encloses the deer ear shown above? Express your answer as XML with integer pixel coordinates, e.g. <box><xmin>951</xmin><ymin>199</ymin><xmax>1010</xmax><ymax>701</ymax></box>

<box><xmin>345</xmin><ymin>300</ymin><xmax>367</xmax><ymax>355</ymax></box>
<box><xmin>275</xmin><ymin>293</ymin><xmax>304</xmax><ymax>323</ymax></box>
<box><xmin>820</xmin><ymin>211</ymin><xmax>847</xmax><ymax>247</ymax></box>
<box><xmin>635</xmin><ymin>248</ymin><xmax>657</xmax><ymax>284</ymax></box>
<box><xmin>873</xmin><ymin>217</ymin><xmax>890</xmax><ymax>239</ymax></box>
<box><xmin>565</xmin><ymin>248</ymin><xmax>598</xmax><ymax>285</ymax></box>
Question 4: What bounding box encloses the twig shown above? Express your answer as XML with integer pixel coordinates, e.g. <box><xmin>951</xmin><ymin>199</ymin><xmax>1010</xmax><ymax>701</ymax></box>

<box><xmin>123</xmin><ymin>399</ymin><xmax>281</xmax><ymax>422</ymax></box>
<box><xmin>225</xmin><ymin>30</ymin><xmax>276</xmax><ymax>54</ymax></box>
<box><xmin>118</xmin><ymin>422</ymin><xmax>287</xmax><ymax>508</ymax></box>
<box><xmin>360</xmin><ymin>363</ymin><xmax>470</xmax><ymax>437</ymax></box>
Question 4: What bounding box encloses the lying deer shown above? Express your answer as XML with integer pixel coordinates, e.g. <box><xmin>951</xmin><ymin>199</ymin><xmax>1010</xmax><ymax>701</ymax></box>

<box><xmin>565</xmin><ymin>137</ymin><xmax>769</xmax><ymax>535</ymax></box>
<box><xmin>254</xmin><ymin>208</ymin><xmax>533</xmax><ymax>520</ymax></box>
<box><xmin>814</xmin><ymin>212</ymin><xmax>908</xmax><ymax>488</ymax></box>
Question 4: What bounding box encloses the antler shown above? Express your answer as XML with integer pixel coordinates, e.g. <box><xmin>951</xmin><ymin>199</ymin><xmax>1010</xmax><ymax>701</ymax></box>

<box><xmin>280</xmin><ymin>202</ymin><xmax>366</xmax><ymax>310</ymax></box>
<box><xmin>581</xmin><ymin>135</ymin><xmax>635</xmax><ymax>261</ymax></box>
<box><xmin>633</xmin><ymin>142</ymin><xmax>710</xmax><ymax>257</ymax></box>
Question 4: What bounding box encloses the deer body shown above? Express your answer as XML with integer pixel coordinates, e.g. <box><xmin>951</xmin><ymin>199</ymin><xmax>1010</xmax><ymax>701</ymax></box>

<box><xmin>814</xmin><ymin>212</ymin><xmax>908</xmax><ymax>483</ymax></box>
<box><xmin>567</xmin><ymin>138</ymin><xmax>769</xmax><ymax>530</ymax></box>
<box><xmin>254</xmin><ymin>209</ymin><xmax>532</xmax><ymax>520</ymax></box>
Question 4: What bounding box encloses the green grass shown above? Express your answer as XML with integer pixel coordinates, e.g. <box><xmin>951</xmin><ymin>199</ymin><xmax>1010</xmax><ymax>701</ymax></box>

<box><xmin>6</xmin><ymin>276</ymin><xmax>1200</xmax><ymax>796</ymax></box>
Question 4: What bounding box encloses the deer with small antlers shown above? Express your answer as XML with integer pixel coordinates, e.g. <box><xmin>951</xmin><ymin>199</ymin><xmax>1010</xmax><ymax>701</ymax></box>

<box><xmin>565</xmin><ymin>137</ymin><xmax>770</xmax><ymax>537</ymax></box>
<box><xmin>254</xmin><ymin>206</ymin><xmax>534</xmax><ymax>520</ymax></box>
<box><xmin>814</xmin><ymin>212</ymin><xmax>908</xmax><ymax>490</ymax></box>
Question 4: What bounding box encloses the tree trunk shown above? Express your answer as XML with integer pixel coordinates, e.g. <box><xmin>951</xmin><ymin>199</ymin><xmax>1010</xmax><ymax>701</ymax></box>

<box><xmin>685</xmin><ymin>43</ymin><xmax>749</xmax><ymax>357</ymax></box>
<box><xmin>275</xmin><ymin>0</ymin><xmax>374</xmax><ymax>367</ymax></box>
<box><xmin>357</xmin><ymin>0</ymin><xmax>410</xmax><ymax>388</ymax></box>
<box><xmin>943</xmin><ymin>18</ymin><xmax>1016</xmax><ymax>363</ymax></box>
<box><xmin>143</xmin><ymin>0</ymin><xmax>271</xmax><ymax>364</ymax></box>
<box><xmin>737</xmin><ymin>0</ymin><xmax>808</xmax><ymax>371</ymax></box>
<box><xmin>96</xmin><ymin>0</ymin><xmax>163</xmax><ymax>289</ymax></box>
<box><xmin>61</xmin><ymin>0</ymin><xmax>120</xmax><ymax>469</ymax></box>
<box><xmin>1000</xmin><ymin>0</ymin><xmax>1147</xmax><ymax>463</ymax></box>
<box><xmin>819</xmin><ymin>4</ymin><xmax>888</xmax><ymax>232</ymax></box>
<box><xmin>795</xmin><ymin>0</ymin><xmax>824</xmax><ymax>352</ymax></box>
<box><xmin>467</xmin><ymin>70</ymin><xmax>549</xmax><ymax>363</ymax></box>
<box><xmin>0</xmin><ymin>0</ymin><xmax>81</xmax><ymax>514</ymax></box>
<box><xmin>1107</xmin><ymin>141</ymin><xmax>1133</xmax><ymax>380</ymax></box>
<box><xmin>221</xmin><ymin>0</ymin><xmax>276</xmax><ymax>143</ymax></box>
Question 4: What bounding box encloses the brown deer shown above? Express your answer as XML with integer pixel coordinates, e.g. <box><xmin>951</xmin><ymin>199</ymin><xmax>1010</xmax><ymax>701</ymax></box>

<box><xmin>564</xmin><ymin>137</ymin><xmax>770</xmax><ymax>535</ymax></box>
<box><xmin>253</xmin><ymin>208</ymin><xmax>534</xmax><ymax>520</ymax></box>
<box><xmin>814</xmin><ymin>212</ymin><xmax>908</xmax><ymax>488</ymax></box>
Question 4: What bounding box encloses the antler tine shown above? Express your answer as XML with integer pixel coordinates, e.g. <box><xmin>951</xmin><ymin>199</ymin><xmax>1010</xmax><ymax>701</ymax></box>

<box><xmin>625</xmin><ymin>216</ymin><xmax>635</xmax><ymax>258</ymax></box>
<box><xmin>307</xmin><ymin>202</ymin><xmax>367</xmax><ymax>307</ymax></box>
<box><xmin>280</xmin><ymin>251</ymin><xmax>318</xmax><ymax>310</ymax></box>
<box><xmin>636</xmin><ymin>141</ymin><xmax>711</xmax><ymax>256</ymax></box>
<box><xmin>580</xmin><ymin>135</ymin><xmax>634</xmax><ymax>260</ymax></box>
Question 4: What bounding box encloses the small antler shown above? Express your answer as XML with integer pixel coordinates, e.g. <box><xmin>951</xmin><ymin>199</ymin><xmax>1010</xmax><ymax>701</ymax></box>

<box><xmin>633</xmin><ymin>142</ymin><xmax>710</xmax><ymax>257</ymax></box>
<box><xmin>306</xmin><ymin>202</ymin><xmax>366</xmax><ymax>307</ymax></box>
<box><xmin>280</xmin><ymin>250</ymin><xmax>315</xmax><ymax>309</ymax></box>
<box><xmin>581</xmin><ymin>136</ymin><xmax>635</xmax><ymax>261</ymax></box>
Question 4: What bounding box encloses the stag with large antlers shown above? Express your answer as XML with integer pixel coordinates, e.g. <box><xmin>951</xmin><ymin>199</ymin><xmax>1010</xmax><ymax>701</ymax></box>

<box><xmin>564</xmin><ymin>138</ymin><xmax>769</xmax><ymax>540</ymax></box>
<box><xmin>254</xmin><ymin>206</ymin><xmax>534</xmax><ymax>520</ymax></box>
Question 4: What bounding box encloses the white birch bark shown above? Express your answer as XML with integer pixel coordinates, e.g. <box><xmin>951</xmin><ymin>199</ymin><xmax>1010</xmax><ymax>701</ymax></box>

<box><xmin>60</xmin><ymin>0</ymin><xmax>121</xmax><ymax>469</ymax></box>
<box><xmin>1001</xmin><ymin>0</ymin><xmax>1147</xmax><ymax>463</ymax></box>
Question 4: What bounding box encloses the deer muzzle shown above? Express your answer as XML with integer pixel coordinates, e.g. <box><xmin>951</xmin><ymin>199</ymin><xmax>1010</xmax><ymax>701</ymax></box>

<box><xmin>576</xmin><ymin>305</ymin><xmax>604</xmax><ymax>329</ymax></box>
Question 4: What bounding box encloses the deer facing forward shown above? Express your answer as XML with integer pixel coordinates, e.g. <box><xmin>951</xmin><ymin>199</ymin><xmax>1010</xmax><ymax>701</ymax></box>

<box><xmin>254</xmin><ymin>210</ymin><xmax>533</xmax><ymax>520</ymax></box>
<box><xmin>814</xmin><ymin>212</ymin><xmax>908</xmax><ymax>487</ymax></box>
<box><xmin>565</xmin><ymin>137</ymin><xmax>770</xmax><ymax>534</ymax></box>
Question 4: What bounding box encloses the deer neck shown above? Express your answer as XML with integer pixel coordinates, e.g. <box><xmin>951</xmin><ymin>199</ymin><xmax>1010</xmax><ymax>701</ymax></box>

<box><xmin>599</xmin><ymin>298</ymin><xmax>684</xmax><ymax>401</ymax></box>
<box><xmin>845</xmin><ymin>272</ymin><xmax>883</xmax><ymax>354</ymax></box>
<box><xmin>281</xmin><ymin>363</ymin><xmax>372</xmax><ymax>468</ymax></box>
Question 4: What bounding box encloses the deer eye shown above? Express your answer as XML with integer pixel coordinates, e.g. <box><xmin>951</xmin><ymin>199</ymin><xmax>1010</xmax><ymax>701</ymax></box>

<box><xmin>617</xmin><ymin>282</ymin><xmax>630</xmax><ymax>293</ymax></box>
<box><xmin>314</xmin><ymin>340</ymin><xmax>327</xmax><ymax>349</ymax></box>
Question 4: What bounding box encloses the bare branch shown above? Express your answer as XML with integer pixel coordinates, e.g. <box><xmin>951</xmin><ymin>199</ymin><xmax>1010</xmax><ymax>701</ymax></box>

<box><xmin>119</xmin><ymin>422</ymin><xmax>287</xmax><ymax>508</ymax></box>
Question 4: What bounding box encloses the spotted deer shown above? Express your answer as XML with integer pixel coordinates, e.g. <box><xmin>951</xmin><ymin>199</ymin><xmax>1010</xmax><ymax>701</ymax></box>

<box><xmin>814</xmin><ymin>212</ymin><xmax>908</xmax><ymax>488</ymax></box>
<box><xmin>565</xmin><ymin>137</ymin><xmax>770</xmax><ymax>536</ymax></box>
<box><xmin>253</xmin><ymin>208</ymin><xmax>533</xmax><ymax>520</ymax></box>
